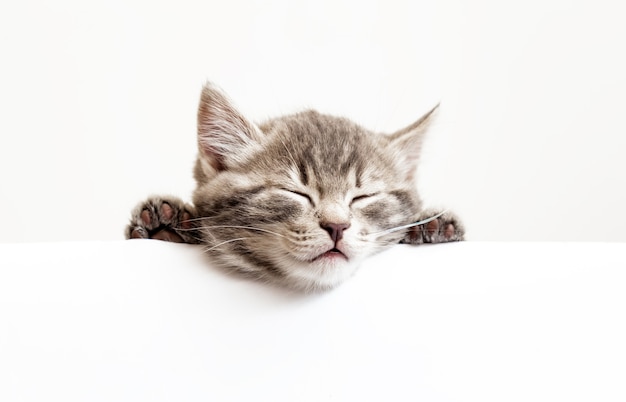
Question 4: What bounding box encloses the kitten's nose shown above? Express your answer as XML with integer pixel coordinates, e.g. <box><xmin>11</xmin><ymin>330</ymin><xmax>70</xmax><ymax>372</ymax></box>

<box><xmin>321</xmin><ymin>222</ymin><xmax>351</xmax><ymax>243</ymax></box>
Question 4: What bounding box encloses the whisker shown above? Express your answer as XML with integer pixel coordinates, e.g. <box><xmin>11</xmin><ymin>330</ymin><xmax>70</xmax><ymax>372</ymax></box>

<box><xmin>182</xmin><ymin>231</ymin><xmax>206</xmax><ymax>243</ymax></box>
<box><xmin>179</xmin><ymin>225</ymin><xmax>286</xmax><ymax>238</ymax></box>
<box><xmin>181</xmin><ymin>212</ymin><xmax>453</xmax><ymax>244</ymax></box>
<box><xmin>361</xmin><ymin>238</ymin><xmax>400</xmax><ymax>246</ymax></box>
<box><xmin>180</xmin><ymin>217</ymin><xmax>208</xmax><ymax>223</ymax></box>
<box><xmin>366</xmin><ymin>210</ymin><xmax>449</xmax><ymax>237</ymax></box>
<box><xmin>202</xmin><ymin>237</ymin><xmax>248</xmax><ymax>253</ymax></box>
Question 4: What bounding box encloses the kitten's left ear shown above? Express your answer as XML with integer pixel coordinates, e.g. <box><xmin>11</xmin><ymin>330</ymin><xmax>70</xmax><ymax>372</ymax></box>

<box><xmin>387</xmin><ymin>104</ymin><xmax>439</xmax><ymax>180</ymax></box>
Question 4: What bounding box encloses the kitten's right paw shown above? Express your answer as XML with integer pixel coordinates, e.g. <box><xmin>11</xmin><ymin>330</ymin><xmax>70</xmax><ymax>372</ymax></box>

<box><xmin>125</xmin><ymin>196</ymin><xmax>201</xmax><ymax>244</ymax></box>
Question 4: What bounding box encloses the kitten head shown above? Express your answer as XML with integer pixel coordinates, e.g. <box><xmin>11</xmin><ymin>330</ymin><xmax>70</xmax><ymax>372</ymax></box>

<box><xmin>192</xmin><ymin>83</ymin><xmax>436</xmax><ymax>291</ymax></box>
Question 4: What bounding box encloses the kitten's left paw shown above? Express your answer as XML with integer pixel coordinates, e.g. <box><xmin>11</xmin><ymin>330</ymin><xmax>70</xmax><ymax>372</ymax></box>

<box><xmin>402</xmin><ymin>209</ymin><xmax>465</xmax><ymax>245</ymax></box>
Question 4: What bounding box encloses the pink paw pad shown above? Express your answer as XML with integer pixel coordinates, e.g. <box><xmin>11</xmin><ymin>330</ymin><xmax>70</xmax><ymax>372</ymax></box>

<box><xmin>160</xmin><ymin>203</ymin><xmax>174</xmax><ymax>220</ymax></box>
<box><xmin>180</xmin><ymin>212</ymin><xmax>193</xmax><ymax>230</ymax></box>
<box><xmin>426</xmin><ymin>219</ymin><xmax>439</xmax><ymax>236</ymax></box>
<box><xmin>444</xmin><ymin>224</ymin><xmax>456</xmax><ymax>239</ymax></box>
<box><xmin>130</xmin><ymin>227</ymin><xmax>147</xmax><ymax>239</ymax></box>
<box><xmin>140</xmin><ymin>210</ymin><xmax>151</xmax><ymax>225</ymax></box>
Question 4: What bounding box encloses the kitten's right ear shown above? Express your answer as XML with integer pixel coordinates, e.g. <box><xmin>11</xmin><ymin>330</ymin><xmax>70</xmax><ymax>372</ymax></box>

<box><xmin>197</xmin><ymin>83</ymin><xmax>264</xmax><ymax>172</ymax></box>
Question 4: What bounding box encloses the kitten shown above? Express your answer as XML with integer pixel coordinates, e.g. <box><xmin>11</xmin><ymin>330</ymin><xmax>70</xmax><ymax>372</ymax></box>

<box><xmin>126</xmin><ymin>83</ymin><xmax>464</xmax><ymax>291</ymax></box>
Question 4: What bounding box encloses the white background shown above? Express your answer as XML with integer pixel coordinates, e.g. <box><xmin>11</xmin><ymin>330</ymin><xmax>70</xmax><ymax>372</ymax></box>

<box><xmin>1</xmin><ymin>0</ymin><xmax>625</xmax><ymax>243</ymax></box>
<box><xmin>2</xmin><ymin>241</ymin><xmax>626</xmax><ymax>402</ymax></box>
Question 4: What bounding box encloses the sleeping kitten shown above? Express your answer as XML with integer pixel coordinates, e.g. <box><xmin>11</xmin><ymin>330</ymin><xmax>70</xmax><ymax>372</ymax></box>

<box><xmin>126</xmin><ymin>83</ymin><xmax>464</xmax><ymax>291</ymax></box>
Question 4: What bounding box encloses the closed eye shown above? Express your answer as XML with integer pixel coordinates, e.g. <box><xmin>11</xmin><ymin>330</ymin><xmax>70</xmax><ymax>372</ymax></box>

<box><xmin>350</xmin><ymin>193</ymin><xmax>378</xmax><ymax>205</ymax></box>
<box><xmin>282</xmin><ymin>189</ymin><xmax>314</xmax><ymax>205</ymax></box>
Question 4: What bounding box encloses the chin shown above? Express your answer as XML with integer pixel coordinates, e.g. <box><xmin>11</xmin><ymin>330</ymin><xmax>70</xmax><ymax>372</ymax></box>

<box><xmin>282</xmin><ymin>256</ymin><xmax>362</xmax><ymax>292</ymax></box>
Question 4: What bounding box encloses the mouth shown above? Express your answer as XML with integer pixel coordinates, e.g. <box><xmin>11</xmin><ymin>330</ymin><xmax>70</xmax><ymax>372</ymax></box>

<box><xmin>312</xmin><ymin>248</ymin><xmax>348</xmax><ymax>262</ymax></box>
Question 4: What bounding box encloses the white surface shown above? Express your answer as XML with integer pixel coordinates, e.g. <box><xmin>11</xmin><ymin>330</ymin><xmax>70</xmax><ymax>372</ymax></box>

<box><xmin>1</xmin><ymin>240</ymin><xmax>625</xmax><ymax>401</ymax></box>
<box><xmin>1</xmin><ymin>0</ymin><xmax>626</xmax><ymax>243</ymax></box>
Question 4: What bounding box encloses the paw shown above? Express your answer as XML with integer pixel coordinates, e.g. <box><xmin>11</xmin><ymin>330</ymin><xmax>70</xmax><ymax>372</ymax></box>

<box><xmin>402</xmin><ymin>209</ymin><xmax>465</xmax><ymax>245</ymax></box>
<box><xmin>125</xmin><ymin>196</ymin><xmax>201</xmax><ymax>244</ymax></box>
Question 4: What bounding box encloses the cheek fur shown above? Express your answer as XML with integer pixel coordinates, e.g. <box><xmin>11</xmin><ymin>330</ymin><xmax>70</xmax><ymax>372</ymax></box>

<box><xmin>258</xmin><ymin>195</ymin><xmax>304</xmax><ymax>223</ymax></box>
<box><xmin>356</xmin><ymin>192</ymin><xmax>417</xmax><ymax>229</ymax></box>
<box><xmin>358</xmin><ymin>200</ymin><xmax>403</xmax><ymax>229</ymax></box>
<box><xmin>203</xmin><ymin>190</ymin><xmax>305</xmax><ymax>225</ymax></box>
<box><xmin>360</xmin><ymin>200</ymin><xmax>394</xmax><ymax>221</ymax></box>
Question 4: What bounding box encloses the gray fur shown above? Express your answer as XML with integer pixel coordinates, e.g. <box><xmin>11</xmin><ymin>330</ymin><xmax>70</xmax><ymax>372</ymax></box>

<box><xmin>127</xmin><ymin>83</ymin><xmax>464</xmax><ymax>291</ymax></box>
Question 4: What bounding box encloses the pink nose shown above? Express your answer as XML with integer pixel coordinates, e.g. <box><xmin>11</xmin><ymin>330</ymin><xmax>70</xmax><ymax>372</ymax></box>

<box><xmin>321</xmin><ymin>222</ymin><xmax>350</xmax><ymax>243</ymax></box>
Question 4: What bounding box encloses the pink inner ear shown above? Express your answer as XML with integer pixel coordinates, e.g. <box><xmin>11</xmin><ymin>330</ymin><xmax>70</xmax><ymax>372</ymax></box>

<box><xmin>197</xmin><ymin>96</ymin><xmax>227</xmax><ymax>171</ymax></box>
<box><xmin>387</xmin><ymin>105</ymin><xmax>438</xmax><ymax>182</ymax></box>
<box><xmin>198</xmin><ymin>138</ymin><xmax>226</xmax><ymax>171</ymax></box>
<box><xmin>196</xmin><ymin>83</ymin><xmax>262</xmax><ymax>172</ymax></box>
